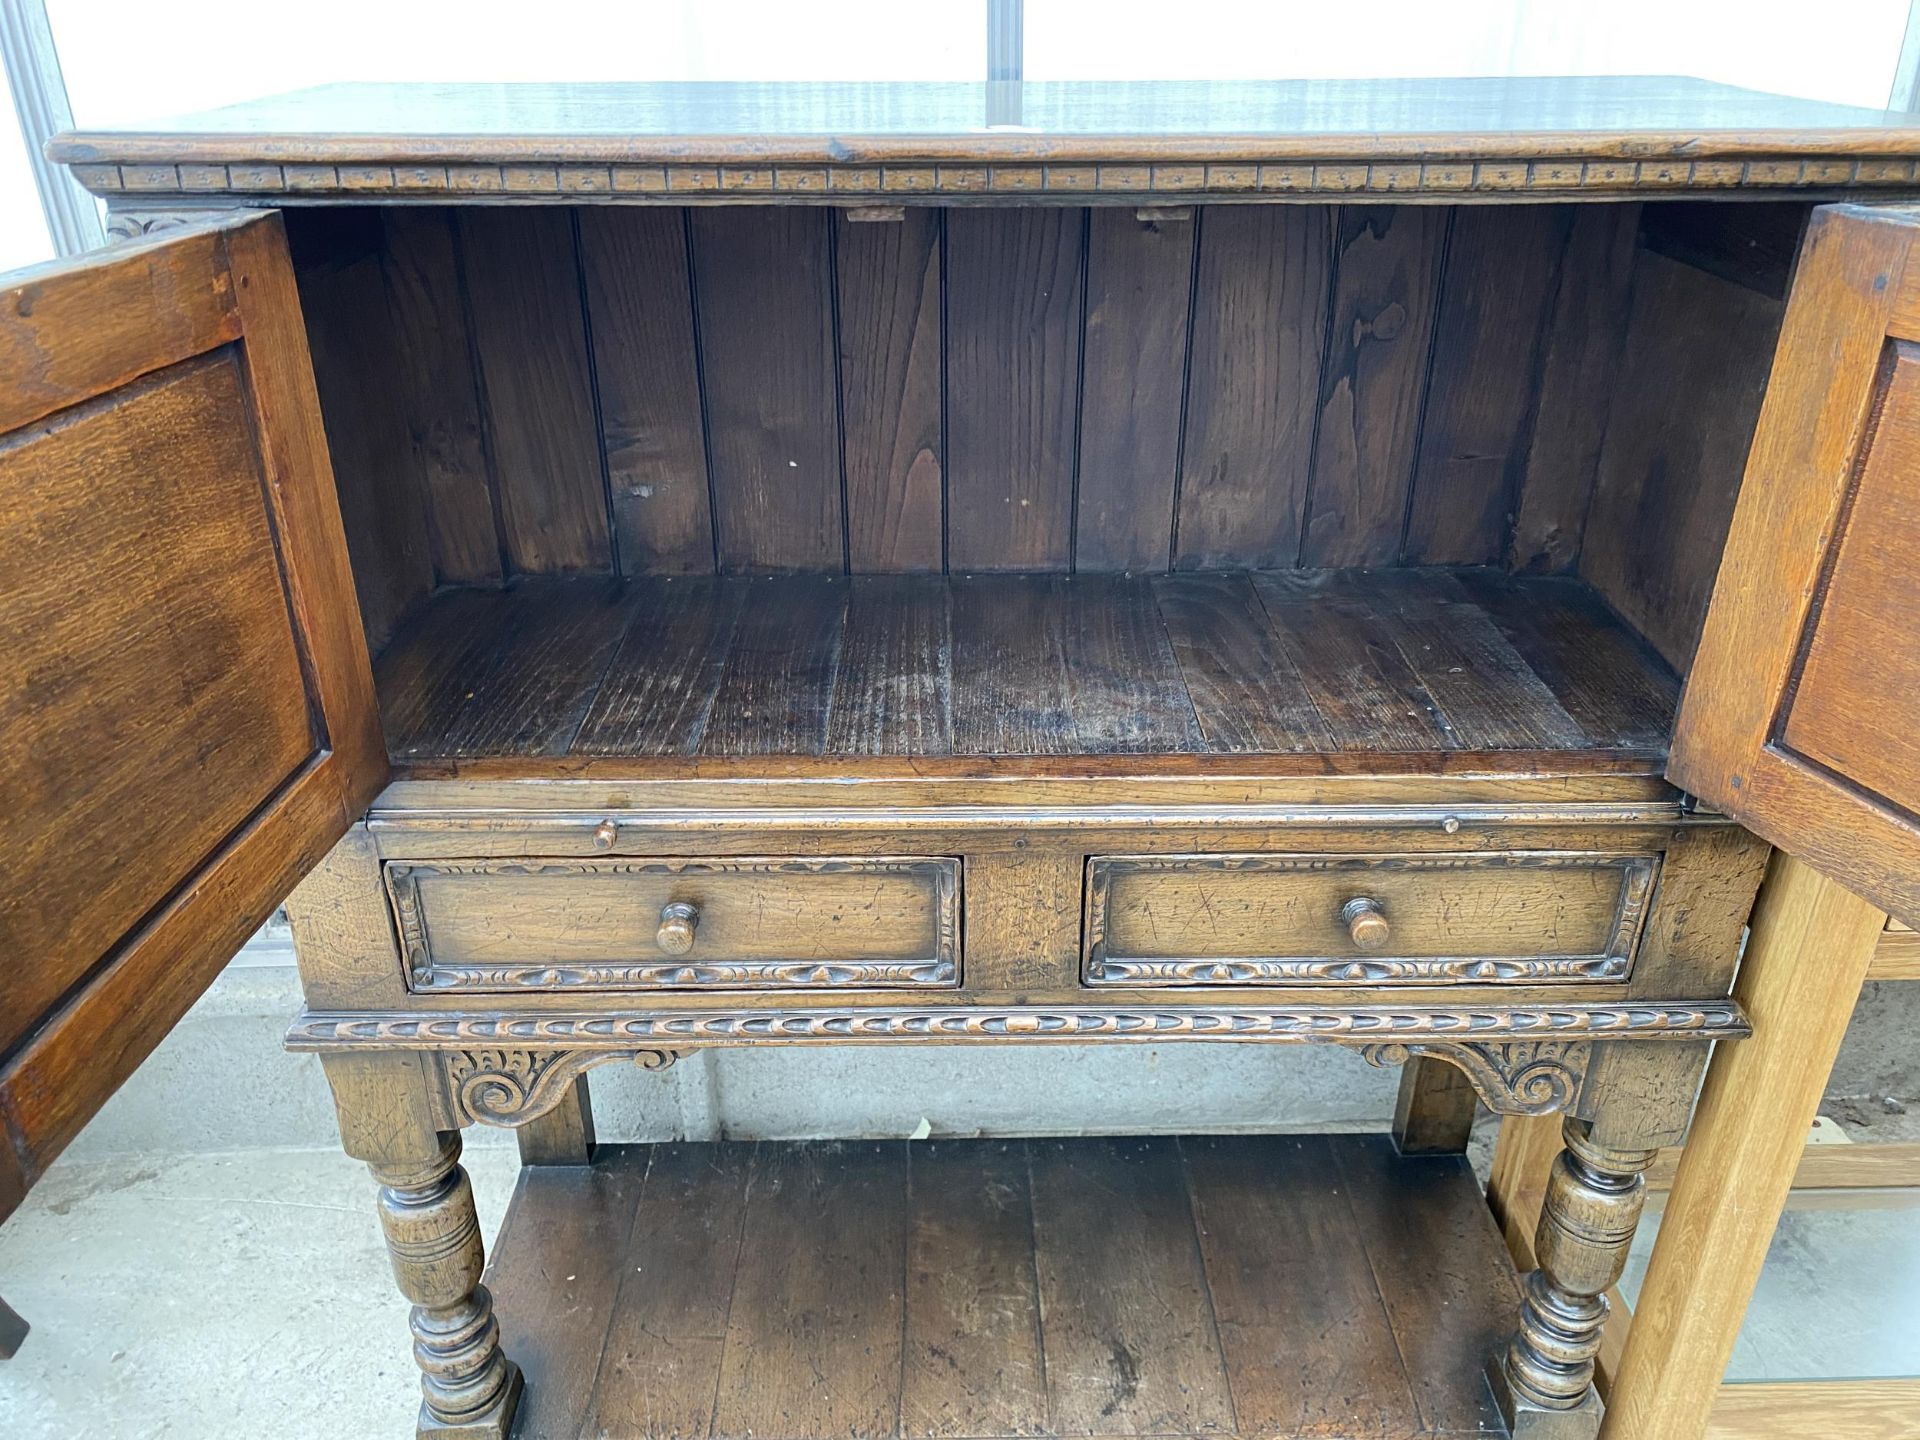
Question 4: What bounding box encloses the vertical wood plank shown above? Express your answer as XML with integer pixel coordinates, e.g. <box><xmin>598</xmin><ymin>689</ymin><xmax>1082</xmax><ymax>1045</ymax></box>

<box><xmin>380</xmin><ymin>207</ymin><xmax>500</xmax><ymax>584</ymax></box>
<box><xmin>1151</xmin><ymin>573</ymin><xmax>1336</xmax><ymax>752</ymax></box>
<box><xmin>1061</xmin><ymin>573</ymin><xmax>1203</xmax><ymax>753</ymax></box>
<box><xmin>902</xmin><ymin>1140</ymin><xmax>1048</xmax><ymax>1439</ymax></box>
<box><xmin>457</xmin><ymin>208</ymin><xmax>611</xmax><ymax>573</ymax></box>
<box><xmin>1301</xmin><ymin>204</ymin><xmax>1446</xmax><ymax>568</ymax></box>
<box><xmin>1174</xmin><ymin>205</ymin><xmax>1332</xmax><ymax>569</ymax></box>
<box><xmin>836</xmin><ymin>209</ymin><xmax>944</xmax><ymax>573</ymax></box>
<box><xmin>1509</xmin><ymin>202</ymin><xmax>1641</xmax><ymax>574</ymax></box>
<box><xmin>1184</xmin><ymin>1135</ymin><xmax>1422</xmax><ymax>1437</ymax></box>
<box><xmin>826</xmin><ymin>575</ymin><xmax>953</xmax><ymax>756</ymax></box>
<box><xmin>713</xmin><ymin>1141</ymin><xmax>907</xmax><ymax>1440</ymax></box>
<box><xmin>1028</xmin><ymin>1137</ymin><xmax>1235</xmax><ymax>1436</ymax></box>
<box><xmin>1579</xmin><ymin>247</ymin><xmax>1786</xmax><ymax>669</ymax></box>
<box><xmin>486</xmin><ymin>1149</ymin><xmax>650</xmax><ymax>1440</ymax></box>
<box><xmin>572</xmin><ymin>577</ymin><xmax>744</xmax><ymax>755</ymax></box>
<box><xmin>1333</xmin><ymin>1136</ymin><xmax>1516</xmax><ymax>1435</ymax></box>
<box><xmin>698</xmin><ymin>575</ymin><xmax>847</xmax><ymax>756</ymax></box>
<box><xmin>946</xmin><ymin>208</ymin><xmax>1085</xmax><ymax>571</ymax></box>
<box><xmin>692</xmin><ymin>207</ymin><xmax>845</xmax><ymax>572</ymax></box>
<box><xmin>1075</xmin><ymin>209</ymin><xmax>1196</xmax><ymax>571</ymax></box>
<box><xmin>587</xmin><ymin>1142</ymin><xmax>754</xmax><ymax>1440</ymax></box>
<box><xmin>1404</xmin><ymin>205</ymin><xmax>1572</xmax><ymax>565</ymax></box>
<box><xmin>949</xmin><ymin>575</ymin><xmax>1075</xmax><ymax>755</ymax></box>
<box><xmin>579</xmin><ymin>207</ymin><xmax>716</xmax><ymax>575</ymax></box>
<box><xmin>291</xmin><ymin>215</ymin><xmax>434</xmax><ymax>647</ymax></box>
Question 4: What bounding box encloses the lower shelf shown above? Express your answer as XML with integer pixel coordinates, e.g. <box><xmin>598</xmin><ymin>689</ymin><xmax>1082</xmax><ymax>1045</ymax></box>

<box><xmin>485</xmin><ymin>1134</ymin><xmax>1518</xmax><ymax>1440</ymax></box>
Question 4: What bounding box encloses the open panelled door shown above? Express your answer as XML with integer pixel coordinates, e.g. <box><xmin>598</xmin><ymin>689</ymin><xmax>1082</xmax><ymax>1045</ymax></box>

<box><xmin>0</xmin><ymin>215</ymin><xmax>386</xmax><ymax>1217</ymax></box>
<box><xmin>1671</xmin><ymin>204</ymin><xmax>1920</xmax><ymax>928</ymax></box>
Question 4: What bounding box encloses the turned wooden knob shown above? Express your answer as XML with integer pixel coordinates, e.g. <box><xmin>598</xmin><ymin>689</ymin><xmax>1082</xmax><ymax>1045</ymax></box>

<box><xmin>1341</xmin><ymin>897</ymin><xmax>1390</xmax><ymax>950</ymax></box>
<box><xmin>592</xmin><ymin>819</ymin><xmax>618</xmax><ymax>850</ymax></box>
<box><xmin>656</xmin><ymin>902</ymin><xmax>700</xmax><ymax>955</ymax></box>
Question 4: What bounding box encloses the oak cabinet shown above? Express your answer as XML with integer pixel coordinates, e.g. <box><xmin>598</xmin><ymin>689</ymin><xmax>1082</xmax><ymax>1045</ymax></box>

<box><xmin>6</xmin><ymin>74</ymin><xmax>1920</xmax><ymax>1440</ymax></box>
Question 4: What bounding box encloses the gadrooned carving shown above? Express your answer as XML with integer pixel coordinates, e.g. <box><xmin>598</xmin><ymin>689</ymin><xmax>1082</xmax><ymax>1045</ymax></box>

<box><xmin>1359</xmin><ymin>1039</ymin><xmax>1592</xmax><ymax>1115</ymax></box>
<box><xmin>289</xmin><ymin>1000</ymin><xmax>1748</xmax><ymax>1054</ymax></box>
<box><xmin>445</xmin><ymin>1047</ymin><xmax>683</xmax><ymax>1127</ymax></box>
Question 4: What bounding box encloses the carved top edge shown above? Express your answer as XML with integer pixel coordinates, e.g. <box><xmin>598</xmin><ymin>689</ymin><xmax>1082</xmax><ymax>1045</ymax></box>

<box><xmin>73</xmin><ymin>154</ymin><xmax>1920</xmax><ymax>203</ymax></box>
<box><xmin>286</xmin><ymin>1001</ymin><xmax>1749</xmax><ymax>1052</ymax></box>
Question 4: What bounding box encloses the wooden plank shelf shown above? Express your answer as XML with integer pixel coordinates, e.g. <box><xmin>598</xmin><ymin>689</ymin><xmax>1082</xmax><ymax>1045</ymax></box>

<box><xmin>484</xmin><ymin>1134</ymin><xmax>1520</xmax><ymax>1440</ymax></box>
<box><xmin>374</xmin><ymin>567</ymin><xmax>1677</xmax><ymax>768</ymax></box>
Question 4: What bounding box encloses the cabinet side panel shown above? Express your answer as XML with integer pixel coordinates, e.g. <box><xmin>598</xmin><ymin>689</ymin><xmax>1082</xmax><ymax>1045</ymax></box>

<box><xmin>1581</xmin><ymin>240</ymin><xmax>1786</xmax><ymax>671</ymax></box>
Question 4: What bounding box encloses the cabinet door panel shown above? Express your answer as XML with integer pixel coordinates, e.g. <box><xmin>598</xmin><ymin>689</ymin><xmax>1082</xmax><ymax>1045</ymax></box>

<box><xmin>0</xmin><ymin>216</ymin><xmax>384</xmax><ymax>1207</ymax></box>
<box><xmin>1670</xmin><ymin>204</ymin><xmax>1920</xmax><ymax>925</ymax></box>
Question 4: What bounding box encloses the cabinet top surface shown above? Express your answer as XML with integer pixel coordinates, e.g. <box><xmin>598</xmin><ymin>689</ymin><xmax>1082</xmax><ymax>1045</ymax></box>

<box><xmin>52</xmin><ymin>76</ymin><xmax>1920</xmax><ymax>203</ymax></box>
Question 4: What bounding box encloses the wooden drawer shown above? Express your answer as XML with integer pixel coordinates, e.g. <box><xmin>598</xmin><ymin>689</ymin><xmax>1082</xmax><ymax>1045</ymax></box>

<box><xmin>386</xmin><ymin>855</ymin><xmax>960</xmax><ymax>993</ymax></box>
<box><xmin>1083</xmin><ymin>852</ymin><xmax>1658</xmax><ymax>987</ymax></box>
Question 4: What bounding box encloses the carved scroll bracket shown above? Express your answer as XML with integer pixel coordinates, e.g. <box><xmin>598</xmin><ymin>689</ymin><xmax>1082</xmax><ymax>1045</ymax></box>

<box><xmin>1359</xmin><ymin>1039</ymin><xmax>1591</xmax><ymax>1116</ymax></box>
<box><xmin>443</xmin><ymin>1048</ymin><xmax>684</xmax><ymax>1128</ymax></box>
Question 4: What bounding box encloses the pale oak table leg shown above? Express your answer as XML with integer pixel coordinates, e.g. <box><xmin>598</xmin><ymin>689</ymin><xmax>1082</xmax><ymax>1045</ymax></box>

<box><xmin>1599</xmin><ymin>852</ymin><xmax>1884</xmax><ymax>1440</ymax></box>
<box><xmin>515</xmin><ymin>1073</ymin><xmax>595</xmax><ymax>1166</ymax></box>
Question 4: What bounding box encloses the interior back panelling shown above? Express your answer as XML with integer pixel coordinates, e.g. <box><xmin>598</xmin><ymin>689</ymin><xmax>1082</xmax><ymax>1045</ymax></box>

<box><xmin>293</xmin><ymin>202</ymin><xmax>1695</xmax><ymax>612</ymax></box>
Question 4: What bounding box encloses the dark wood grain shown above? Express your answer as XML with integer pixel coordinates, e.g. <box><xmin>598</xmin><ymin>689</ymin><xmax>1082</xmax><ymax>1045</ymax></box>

<box><xmin>378</xmin><ymin>208</ymin><xmax>500</xmax><ymax>585</ymax></box>
<box><xmin>712</xmin><ymin>1141</ymin><xmax>906</xmax><ymax>1440</ymax></box>
<box><xmin>946</xmin><ymin>208</ymin><xmax>1084</xmax><ymax>571</ymax></box>
<box><xmin>374</xmin><ymin>568</ymin><xmax>1677</xmax><ymax>764</ymax></box>
<box><xmin>1351</xmin><ymin>569</ymin><xmax>1588</xmax><ymax>749</ymax></box>
<box><xmin>572</xmin><ymin>577</ymin><xmax>743</xmax><ymax>755</ymax></box>
<box><xmin>1183</xmin><ymin>1135</ymin><xmax>1422</xmax><ymax>1437</ymax></box>
<box><xmin>1510</xmin><ymin>203</ymin><xmax>1640</xmax><ymax>574</ymax></box>
<box><xmin>485</xmin><ymin>1148</ymin><xmax>649</xmax><ymax>1440</ymax></box>
<box><xmin>1175</xmin><ymin>205</ymin><xmax>1332</xmax><ymax>569</ymax></box>
<box><xmin>1252</xmin><ymin>571</ymin><xmax>1456</xmax><ymax>751</ymax></box>
<box><xmin>1061</xmin><ymin>573</ymin><xmax>1202</xmax><ymax>753</ymax></box>
<box><xmin>1076</xmin><ymin>209</ymin><xmax>1195</xmax><ymax>570</ymax></box>
<box><xmin>836</xmin><ymin>208</ymin><xmax>944</xmax><ymax>573</ymax></box>
<box><xmin>579</xmin><ymin>207</ymin><xmax>716</xmax><ymax>575</ymax></box>
<box><xmin>292</xmin><ymin>218</ymin><xmax>434</xmax><ymax>646</ymax></box>
<box><xmin>1404</xmin><ymin>205</ymin><xmax>1572</xmax><ymax>565</ymax></box>
<box><xmin>903</xmin><ymin>1141</ymin><xmax>1048</xmax><ymax>1439</ymax></box>
<box><xmin>1581</xmin><ymin>246</ymin><xmax>1786</xmax><ymax>669</ymax></box>
<box><xmin>949</xmin><ymin>575</ymin><xmax>1076</xmax><ymax>755</ymax></box>
<box><xmin>827</xmin><ymin>575</ymin><xmax>953</xmax><ymax>756</ymax></box>
<box><xmin>697</xmin><ymin>575</ymin><xmax>847</xmax><ymax>755</ymax></box>
<box><xmin>1028</xmin><ymin>1136</ymin><xmax>1235</xmax><ymax>1435</ymax></box>
<box><xmin>1334</xmin><ymin>1135</ymin><xmax>1518</xmax><ymax>1434</ymax></box>
<box><xmin>376</xmin><ymin>579</ymin><xmax>632</xmax><ymax>757</ymax></box>
<box><xmin>587</xmin><ymin>1142</ymin><xmax>754</xmax><ymax>1440</ymax></box>
<box><xmin>1301</xmin><ymin>205</ymin><xmax>1447</xmax><ymax>568</ymax></box>
<box><xmin>1150</xmin><ymin>573</ymin><xmax>1335</xmax><ymax>752</ymax></box>
<box><xmin>475</xmin><ymin>1136</ymin><xmax>1551</xmax><ymax>1440</ymax></box>
<box><xmin>456</xmin><ymin>207</ymin><xmax>611</xmax><ymax>573</ymax></box>
<box><xmin>1455</xmin><ymin>568</ymin><xmax>1677</xmax><ymax>752</ymax></box>
<box><xmin>692</xmin><ymin>207</ymin><xmax>845</xmax><ymax>572</ymax></box>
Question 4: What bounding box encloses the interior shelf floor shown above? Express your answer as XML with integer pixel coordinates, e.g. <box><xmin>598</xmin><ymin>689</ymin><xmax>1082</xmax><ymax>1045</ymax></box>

<box><xmin>485</xmin><ymin>1134</ymin><xmax>1518</xmax><ymax>1440</ymax></box>
<box><xmin>373</xmin><ymin>568</ymin><xmax>1677</xmax><ymax>766</ymax></box>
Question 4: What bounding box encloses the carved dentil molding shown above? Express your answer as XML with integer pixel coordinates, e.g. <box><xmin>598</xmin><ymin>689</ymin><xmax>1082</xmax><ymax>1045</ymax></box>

<box><xmin>445</xmin><ymin>1048</ymin><xmax>684</xmax><ymax>1127</ymax></box>
<box><xmin>1359</xmin><ymin>1039</ymin><xmax>1591</xmax><ymax>1116</ymax></box>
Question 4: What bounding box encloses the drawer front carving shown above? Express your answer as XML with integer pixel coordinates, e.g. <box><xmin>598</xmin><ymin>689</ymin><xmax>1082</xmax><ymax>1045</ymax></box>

<box><xmin>386</xmin><ymin>856</ymin><xmax>959</xmax><ymax>993</ymax></box>
<box><xmin>1083</xmin><ymin>852</ymin><xmax>1657</xmax><ymax>987</ymax></box>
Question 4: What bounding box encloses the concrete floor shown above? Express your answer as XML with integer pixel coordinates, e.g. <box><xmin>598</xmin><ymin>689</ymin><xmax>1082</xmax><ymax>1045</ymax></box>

<box><xmin>3</xmin><ymin>1138</ymin><xmax>1916</xmax><ymax>1438</ymax></box>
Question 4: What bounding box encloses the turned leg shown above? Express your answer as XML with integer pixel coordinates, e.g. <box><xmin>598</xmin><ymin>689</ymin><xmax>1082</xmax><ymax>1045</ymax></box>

<box><xmin>516</xmin><ymin>1073</ymin><xmax>595</xmax><ymax>1165</ymax></box>
<box><xmin>1493</xmin><ymin>1116</ymin><xmax>1656</xmax><ymax>1437</ymax></box>
<box><xmin>323</xmin><ymin>1053</ymin><xmax>522</xmax><ymax>1440</ymax></box>
<box><xmin>373</xmin><ymin>1132</ymin><xmax>522</xmax><ymax>1438</ymax></box>
<box><xmin>1392</xmin><ymin>1054</ymin><xmax>1479</xmax><ymax>1154</ymax></box>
